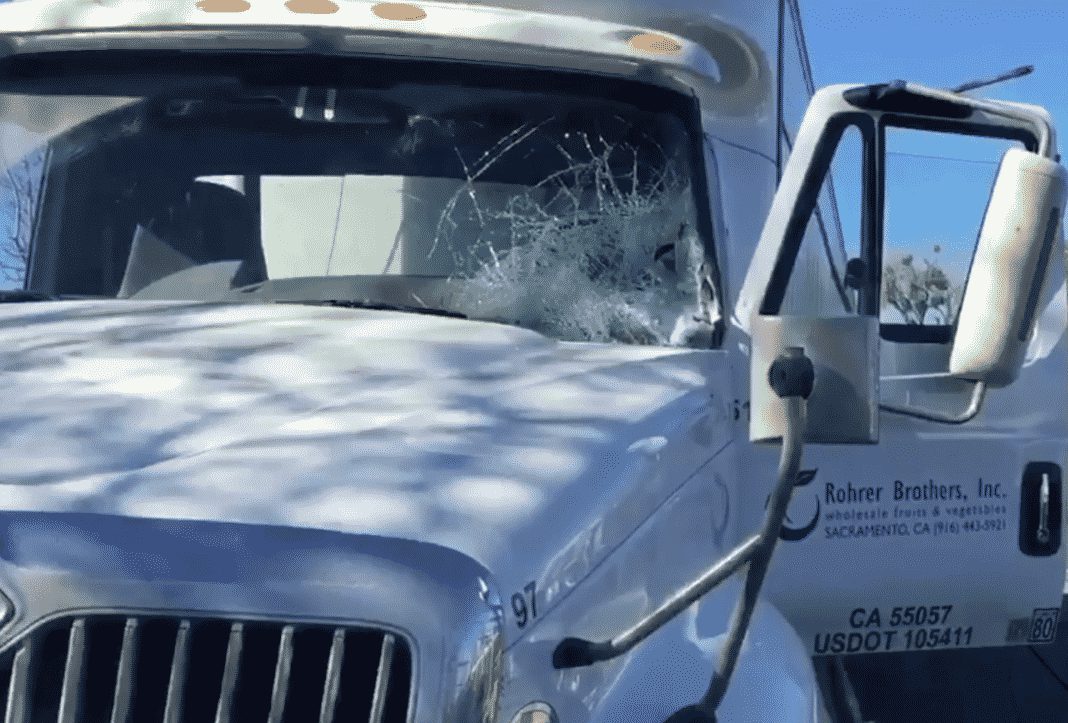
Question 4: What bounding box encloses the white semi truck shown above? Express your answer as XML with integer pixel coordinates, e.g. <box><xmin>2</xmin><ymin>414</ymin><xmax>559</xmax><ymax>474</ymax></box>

<box><xmin>0</xmin><ymin>0</ymin><xmax>1065</xmax><ymax>721</ymax></box>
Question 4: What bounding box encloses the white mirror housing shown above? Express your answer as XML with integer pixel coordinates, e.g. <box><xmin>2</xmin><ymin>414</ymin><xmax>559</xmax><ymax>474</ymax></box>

<box><xmin>950</xmin><ymin>148</ymin><xmax>1068</xmax><ymax>387</ymax></box>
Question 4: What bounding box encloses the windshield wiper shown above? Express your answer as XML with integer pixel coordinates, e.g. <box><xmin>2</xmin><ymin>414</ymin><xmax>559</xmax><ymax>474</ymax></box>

<box><xmin>277</xmin><ymin>299</ymin><xmax>467</xmax><ymax>319</ymax></box>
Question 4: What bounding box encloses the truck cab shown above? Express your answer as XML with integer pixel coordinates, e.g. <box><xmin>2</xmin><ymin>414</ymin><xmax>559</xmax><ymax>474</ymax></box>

<box><xmin>0</xmin><ymin>1</ymin><xmax>1064</xmax><ymax>722</ymax></box>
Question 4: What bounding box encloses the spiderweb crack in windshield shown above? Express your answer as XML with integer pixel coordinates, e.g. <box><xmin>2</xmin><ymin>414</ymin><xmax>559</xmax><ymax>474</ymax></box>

<box><xmin>429</xmin><ymin>118</ymin><xmax>720</xmax><ymax>347</ymax></box>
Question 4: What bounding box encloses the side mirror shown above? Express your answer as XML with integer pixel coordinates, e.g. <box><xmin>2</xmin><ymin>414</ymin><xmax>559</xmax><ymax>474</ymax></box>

<box><xmin>750</xmin><ymin>315</ymin><xmax>879</xmax><ymax>444</ymax></box>
<box><xmin>950</xmin><ymin>148</ymin><xmax>1068</xmax><ymax>387</ymax></box>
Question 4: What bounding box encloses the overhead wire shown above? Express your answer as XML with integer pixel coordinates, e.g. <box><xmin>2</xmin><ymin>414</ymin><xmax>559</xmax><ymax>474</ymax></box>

<box><xmin>886</xmin><ymin>150</ymin><xmax>1001</xmax><ymax>165</ymax></box>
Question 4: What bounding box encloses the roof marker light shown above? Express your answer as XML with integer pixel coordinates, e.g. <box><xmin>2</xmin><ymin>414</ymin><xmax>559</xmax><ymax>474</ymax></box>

<box><xmin>196</xmin><ymin>0</ymin><xmax>251</xmax><ymax>12</ymax></box>
<box><xmin>286</xmin><ymin>0</ymin><xmax>340</xmax><ymax>14</ymax></box>
<box><xmin>372</xmin><ymin>3</ymin><xmax>428</xmax><ymax>21</ymax></box>
<box><xmin>628</xmin><ymin>32</ymin><xmax>682</xmax><ymax>55</ymax></box>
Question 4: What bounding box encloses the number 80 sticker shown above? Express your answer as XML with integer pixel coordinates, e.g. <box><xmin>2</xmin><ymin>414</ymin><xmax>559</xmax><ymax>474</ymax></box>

<box><xmin>1029</xmin><ymin>608</ymin><xmax>1060</xmax><ymax>644</ymax></box>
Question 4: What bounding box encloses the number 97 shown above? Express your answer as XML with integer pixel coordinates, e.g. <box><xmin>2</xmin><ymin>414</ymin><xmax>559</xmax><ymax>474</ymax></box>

<box><xmin>512</xmin><ymin>581</ymin><xmax>538</xmax><ymax>629</ymax></box>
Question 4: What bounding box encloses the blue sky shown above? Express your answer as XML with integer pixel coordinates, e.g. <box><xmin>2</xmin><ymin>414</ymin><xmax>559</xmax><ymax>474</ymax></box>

<box><xmin>801</xmin><ymin>0</ymin><xmax>1068</xmax><ymax>121</ymax></box>
<box><xmin>802</xmin><ymin>0</ymin><xmax>1068</xmax><ymax>294</ymax></box>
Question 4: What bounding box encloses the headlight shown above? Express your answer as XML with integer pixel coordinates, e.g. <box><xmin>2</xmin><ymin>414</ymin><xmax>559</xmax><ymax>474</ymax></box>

<box><xmin>510</xmin><ymin>701</ymin><xmax>559</xmax><ymax>723</ymax></box>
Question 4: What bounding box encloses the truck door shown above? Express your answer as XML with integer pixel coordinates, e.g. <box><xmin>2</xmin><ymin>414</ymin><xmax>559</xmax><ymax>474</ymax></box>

<box><xmin>737</xmin><ymin>82</ymin><xmax>1068</xmax><ymax>657</ymax></box>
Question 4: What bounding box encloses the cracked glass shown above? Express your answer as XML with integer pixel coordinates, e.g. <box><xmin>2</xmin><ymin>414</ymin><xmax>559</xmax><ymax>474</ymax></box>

<box><xmin>0</xmin><ymin>56</ymin><xmax>721</xmax><ymax>347</ymax></box>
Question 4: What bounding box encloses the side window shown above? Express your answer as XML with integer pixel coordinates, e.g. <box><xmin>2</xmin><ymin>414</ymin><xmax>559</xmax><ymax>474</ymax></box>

<box><xmin>779</xmin><ymin>125</ymin><xmax>863</xmax><ymax>317</ymax></box>
<box><xmin>881</xmin><ymin>127</ymin><xmax>1025</xmax><ymax>332</ymax></box>
<box><xmin>0</xmin><ymin>136</ymin><xmax>45</xmax><ymax>289</ymax></box>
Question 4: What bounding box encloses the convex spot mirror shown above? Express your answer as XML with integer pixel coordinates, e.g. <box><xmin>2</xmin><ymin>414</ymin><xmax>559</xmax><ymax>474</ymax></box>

<box><xmin>950</xmin><ymin>148</ymin><xmax>1068</xmax><ymax>387</ymax></box>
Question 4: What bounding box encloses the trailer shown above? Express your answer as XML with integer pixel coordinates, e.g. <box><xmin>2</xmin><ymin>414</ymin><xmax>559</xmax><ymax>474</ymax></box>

<box><xmin>0</xmin><ymin>1</ymin><xmax>1064</xmax><ymax>721</ymax></box>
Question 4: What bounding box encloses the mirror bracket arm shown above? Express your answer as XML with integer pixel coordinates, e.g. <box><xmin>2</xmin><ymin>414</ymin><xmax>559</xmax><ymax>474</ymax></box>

<box><xmin>879</xmin><ymin>380</ymin><xmax>987</xmax><ymax>425</ymax></box>
<box><xmin>903</xmin><ymin>83</ymin><xmax>1056</xmax><ymax>159</ymax></box>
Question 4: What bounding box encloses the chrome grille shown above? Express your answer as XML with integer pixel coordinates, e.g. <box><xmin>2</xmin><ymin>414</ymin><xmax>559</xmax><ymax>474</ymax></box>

<box><xmin>0</xmin><ymin>615</ymin><xmax>412</xmax><ymax>723</ymax></box>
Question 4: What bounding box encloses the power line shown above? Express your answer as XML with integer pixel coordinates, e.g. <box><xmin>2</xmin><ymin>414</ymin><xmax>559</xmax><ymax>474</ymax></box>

<box><xmin>786</xmin><ymin>0</ymin><xmax>817</xmax><ymax>95</ymax></box>
<box><xmin>704</xmin><ymin>132</ymin><xmax>776</xmax><ymax>167</ymax></box>
<box><xmin>886</xmin><ymin>150</ymin><xmax>1001</xmax><ymax>165</ymax></box>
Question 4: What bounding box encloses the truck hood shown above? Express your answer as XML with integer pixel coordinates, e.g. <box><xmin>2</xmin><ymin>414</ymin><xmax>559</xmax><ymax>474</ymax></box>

<box><xmin>0</xmin><ymin>300</ymin><xmax>730</xmax><ymax>610</ymax></box>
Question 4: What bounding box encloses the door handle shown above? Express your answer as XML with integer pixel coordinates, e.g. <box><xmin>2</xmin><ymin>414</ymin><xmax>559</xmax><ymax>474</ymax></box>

<box><xmin>1020</xmin><ymin>462</ymin><xmax>1062</xmax><ymax>557</ymax></box>
<box><xmin>1037</xmin><ymin>473</ymin><xmax>1051</xmax><ymax>545</ymax></box>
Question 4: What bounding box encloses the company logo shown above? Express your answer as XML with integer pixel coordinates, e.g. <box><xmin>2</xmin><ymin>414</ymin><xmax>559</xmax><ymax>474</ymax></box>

<box><xmin>765</xmin><ymin>468</ymin><xmax>820</xmax><ymax>542</ymax></box>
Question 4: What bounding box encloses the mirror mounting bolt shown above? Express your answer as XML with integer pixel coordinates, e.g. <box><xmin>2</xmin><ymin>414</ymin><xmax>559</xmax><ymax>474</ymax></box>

<box><xmin>768</xmin><ymin>347</ymin><xmax>814</xmax><ymax>400</ymax></box>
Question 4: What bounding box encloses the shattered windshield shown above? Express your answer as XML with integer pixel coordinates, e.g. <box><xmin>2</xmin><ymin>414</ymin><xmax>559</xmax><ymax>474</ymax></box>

<box><xmin>0</xmin><ymin>54</ymin><xmax>720</xmax><ymax>346</ymax></box>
